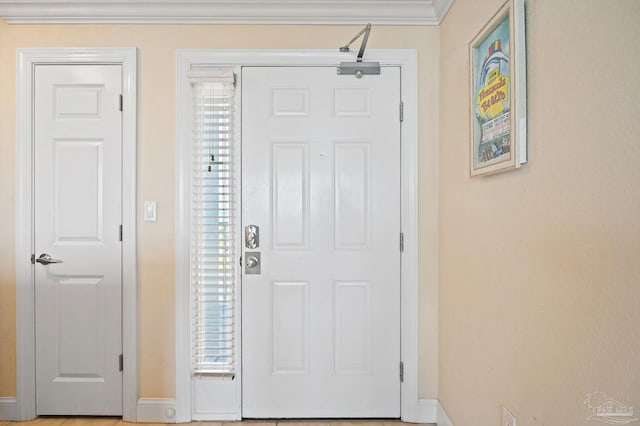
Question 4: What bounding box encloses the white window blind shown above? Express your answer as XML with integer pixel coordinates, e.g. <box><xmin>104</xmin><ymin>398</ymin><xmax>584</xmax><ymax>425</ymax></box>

<box><xmin>190</xmin><ymin>73</ymin><xmax>236</xmax><ymax>375</ymax></box>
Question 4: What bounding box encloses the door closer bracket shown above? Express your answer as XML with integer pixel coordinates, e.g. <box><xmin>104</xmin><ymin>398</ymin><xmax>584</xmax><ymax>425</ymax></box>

<box><xmin>337</xmin><ymin>23</ymin><xmax>381</xmax><ymax>78</ymax></box>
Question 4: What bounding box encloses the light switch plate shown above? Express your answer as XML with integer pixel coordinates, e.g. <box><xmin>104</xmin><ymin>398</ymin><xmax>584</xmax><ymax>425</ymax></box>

<box><xmin>144</xmin><ymin>201</ymin><xmax>157</xmax><ymax>222</ymax></box>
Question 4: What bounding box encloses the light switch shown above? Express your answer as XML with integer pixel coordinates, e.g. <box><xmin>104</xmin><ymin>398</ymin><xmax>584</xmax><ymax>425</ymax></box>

<box><xmin>144</xmin><ymin>201</ymin><xmax>157</xmax><ymax>222</ymax></box>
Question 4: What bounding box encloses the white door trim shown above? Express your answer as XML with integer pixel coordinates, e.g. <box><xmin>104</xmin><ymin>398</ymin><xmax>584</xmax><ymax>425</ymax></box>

<box><xmin>176</xmin><ymin>49</ymin><xmax>422</xmax><ymax>422</ymax></box>
<box><xmin>15</xmin><ymin>47</ymin><xmax>137</xmax><ymax>421</ymax></box>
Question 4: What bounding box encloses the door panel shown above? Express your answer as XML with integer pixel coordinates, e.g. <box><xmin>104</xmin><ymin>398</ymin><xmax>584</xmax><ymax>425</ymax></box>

<box><xmin>334</xmin><ymin>142</ymin><xmax>370</xmax><ymax>248</ymax></box>
<box><xmin>272</xmin><ymin>281</ymin><xmax>309</xmax><ymax>374</ymax></box>
<box><xmin>242</xmin><ymin>66</ymin><xmax>401</xmax><ymax>418</ymax></box>
<box><xmin>272</xmin><ymin>143</ymin><xmax>309</xmax><ymax>248</ymax></box>
<box><xmin>34</xmin><ymin>64</ymin><xmax>123</xmax><ymax>415</ymax></box>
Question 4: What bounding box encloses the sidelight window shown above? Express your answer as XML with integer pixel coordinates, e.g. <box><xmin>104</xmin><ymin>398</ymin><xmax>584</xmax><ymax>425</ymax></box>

<box><xmin>190</xmin><ymin>73</ymin><xmax>236</xmax><ymax>375</ymax></box>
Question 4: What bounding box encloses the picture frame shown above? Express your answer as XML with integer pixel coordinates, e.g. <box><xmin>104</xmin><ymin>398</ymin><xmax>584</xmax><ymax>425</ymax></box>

<box><xmin>469</xmin><ymin>0</ymin><xmax>527</xmax><ymax>176</ymax></box>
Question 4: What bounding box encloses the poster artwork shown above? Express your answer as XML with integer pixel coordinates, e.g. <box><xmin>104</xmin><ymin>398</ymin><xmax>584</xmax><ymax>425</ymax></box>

<box><xmin>472</xmin><ymin>15</ymin><xmax>511</xmax><ymax>167</ymax></box>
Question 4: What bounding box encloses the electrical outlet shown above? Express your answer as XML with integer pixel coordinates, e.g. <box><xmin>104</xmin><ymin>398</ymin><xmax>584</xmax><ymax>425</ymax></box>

<box><xmin>503</xmin><ymin>407</ymin><xmax>517</xmax><ymax>426</ymax></box>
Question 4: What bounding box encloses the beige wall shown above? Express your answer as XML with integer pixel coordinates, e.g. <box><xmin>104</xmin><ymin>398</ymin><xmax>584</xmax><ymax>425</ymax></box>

<box><xmin>0</xmin><ymin>23</ymin><xmax>440</xmax><ymax>399</ymax></box>
<box><xmin>439</xmin><ymin>0</ymin><xmax>640</xmax><ymax>424</ymax></box>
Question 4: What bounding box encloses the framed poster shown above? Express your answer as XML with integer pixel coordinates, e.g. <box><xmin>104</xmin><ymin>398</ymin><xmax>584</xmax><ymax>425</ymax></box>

<box><xmin>469</xmin><ymin>0</ymin><xmax>527</xmax><ymax>176</ymax></box>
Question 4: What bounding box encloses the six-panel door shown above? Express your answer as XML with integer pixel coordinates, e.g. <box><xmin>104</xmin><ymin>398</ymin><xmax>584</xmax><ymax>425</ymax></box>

<box><xmin>242</xmin><ymin>66</ymin><xmax>401</xmax><ymax>418</ymax></box>
<box><xmin>34</xmin><ymin>64</ymin><xmax>123</xmax><ymax>415</ymax></box>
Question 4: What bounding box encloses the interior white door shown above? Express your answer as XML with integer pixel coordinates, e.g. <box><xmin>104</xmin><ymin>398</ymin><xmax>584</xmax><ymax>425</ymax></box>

<box><xmin>242</xmin><ymin>66</ymin><xmax>401</xmax><ymax>418</ymax></box>
<box><xmin>34</xmin><ymin>64</ymin><xmax>123</xmax><ymax>415</ymax></box>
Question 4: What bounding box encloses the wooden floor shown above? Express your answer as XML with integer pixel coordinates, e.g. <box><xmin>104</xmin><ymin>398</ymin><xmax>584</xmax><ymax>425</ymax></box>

<box><xmin>1</xmin><ymin>419</ymin><xmax>432</xmax><ymax>426</ymax></box>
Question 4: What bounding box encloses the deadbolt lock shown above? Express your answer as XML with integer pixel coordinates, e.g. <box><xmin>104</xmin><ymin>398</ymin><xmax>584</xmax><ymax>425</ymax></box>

<box><xmin>245</xmin><ymin>225</ymin><xmax>259</xmax><ymax>249</ymax></box>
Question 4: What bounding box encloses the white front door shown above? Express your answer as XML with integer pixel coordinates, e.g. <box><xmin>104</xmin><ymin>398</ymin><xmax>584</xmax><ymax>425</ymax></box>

<box><xmin>34</xmin><ymin>64</ymin><xmax>123</xmax><ymax>415</ymax></box>
<box><xmin>242</xmin><ymin>66</ymin><xmax>401</xmax><ymax>418</ymax></box>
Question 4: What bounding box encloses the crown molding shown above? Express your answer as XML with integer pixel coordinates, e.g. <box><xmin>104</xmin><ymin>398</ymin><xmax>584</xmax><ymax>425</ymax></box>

<box><xmin>0</xmin><ymin>0</ymin><xmax>453</xmax><ymax>25</ymax></box>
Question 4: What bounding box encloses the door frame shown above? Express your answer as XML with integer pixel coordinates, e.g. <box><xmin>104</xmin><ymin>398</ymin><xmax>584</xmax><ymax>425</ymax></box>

<box><xmin>176</xmin><ymin>49</ymin><xmax>423</xmax><ymax>422</ymax></box>
<box><xmin>15</xmin><ymin>47</ymin><xmax>138</xmax><ymax>421</ymax></box>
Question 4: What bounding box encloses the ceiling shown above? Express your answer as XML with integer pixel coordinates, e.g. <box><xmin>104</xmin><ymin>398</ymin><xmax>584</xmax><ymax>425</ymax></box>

<box><xmin>0</xmin><ymin>0</ymin><xmax>453</xmax><ymax>25</ymax></box>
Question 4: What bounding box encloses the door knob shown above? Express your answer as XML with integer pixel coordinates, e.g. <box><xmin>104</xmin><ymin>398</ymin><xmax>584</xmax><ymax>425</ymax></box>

<box><xmin>244</xmin><ymin>252</ymin><xmax>261</xmax><ymax>275</ymax></box>
<box><xmin>246</xmin><ymin>256</ymin><xmax>259</xmax><ymax>268</ymax></box>
<box><xmin>36</xmin><ymin>253</ymin><xmax>63</xmax><ymax>265</ymax></box>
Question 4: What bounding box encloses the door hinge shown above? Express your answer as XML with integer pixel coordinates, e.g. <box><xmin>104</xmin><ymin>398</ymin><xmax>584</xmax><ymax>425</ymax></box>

<box><xmin>400</xmin><ymin>232</ymin><xmax>404</xmax><ymax>252</ymax></box>
<box><xmin>400</xmin><ymin>361</ymin><xmax>404</xmax><ymax>383</ymax></box>
<box><xmin>399</xmin><ymin>101</ymin><xmax>404</xmax><ymax>122</ymax></box>
<box><xmin>31</xmin><ymin>254</ymin><xmax>35</xmax><ymax>264</ymax></box>
<box><xmin>119</xmin><ymin>224</ymin><xmax>123</xmax><ymax>242</ymax></box>
<box><xmin>119</xmin><ymin>94</ymin><xmax>123</xmax><ymax>112</ymax></box>
<box><xmin>119</xmin><ymin>354</ymin><xmax>123</xmax><ymax>372</ymax></box>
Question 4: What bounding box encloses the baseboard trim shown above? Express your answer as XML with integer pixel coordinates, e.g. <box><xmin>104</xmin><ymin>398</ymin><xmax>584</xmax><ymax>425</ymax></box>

<box><xmin>0</xmin><ymin>397</ymin><xmax>17</xmax><ymax>421</ymax></box>
<box><xmin>2</xmin><ymin>397</ymin><xmax>177</xmax><ymax>422</ymax></box>
<box><xmin>192</xmin><ymin>412</ymin><xmax>241</xmax><ymax>421</ymax></box>
<box><xmin>436</xmin><ymin>401</ymin><xmax>453</xmax><ymax>426</ymax></box>
<box><xmin>416</xmin><ymin>399</ymin><xmax>453</xmax><ymax>426</ymax></box>
<box><xmin>417</xmin><ymin>398</ymin><xmax>438</xmax><ymax>423</ymax></box>
<box><xmin>137</xmin><ymin>398</ymin><xmax>177</xmax><ymax>423</ymax></box>
<box><xmin>2</xmin><ymin>395</ymin><xmax>451</xmax><ymax>424</ymax></box>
